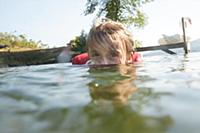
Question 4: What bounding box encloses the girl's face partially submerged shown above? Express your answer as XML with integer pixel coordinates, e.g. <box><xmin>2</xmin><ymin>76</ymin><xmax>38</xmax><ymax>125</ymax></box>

<box><xmin>89</xmin><ymin>49</ymin><xmax>121</xmax><ymax>65</ymax></box>
<box><xmin>87</xmin><ymin>20</ymin><xmax>134</xmax><ymax>65</ymax></box>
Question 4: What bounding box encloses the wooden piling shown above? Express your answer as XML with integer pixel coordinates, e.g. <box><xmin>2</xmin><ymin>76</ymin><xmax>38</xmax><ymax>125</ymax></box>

<box><xmin>182</xmin><ymin>17</ymin><xmax>191</xmax><ymax>54</ymax></box>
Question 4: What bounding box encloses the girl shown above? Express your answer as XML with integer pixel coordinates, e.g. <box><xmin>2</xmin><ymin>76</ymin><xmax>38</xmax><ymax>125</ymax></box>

<box><xmin>72</xmin><ymin>19</ymin><xmax>142</xmax><ymax>65</ymax></box>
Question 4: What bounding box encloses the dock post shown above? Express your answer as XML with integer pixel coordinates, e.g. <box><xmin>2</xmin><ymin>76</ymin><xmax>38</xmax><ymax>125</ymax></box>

<box><xmin>181</xmin><ymin>17</ymin><xmax>191</xmax><ymax>54</ymax></box>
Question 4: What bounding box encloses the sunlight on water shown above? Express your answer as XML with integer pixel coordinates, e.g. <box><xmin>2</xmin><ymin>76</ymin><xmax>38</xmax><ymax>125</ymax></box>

<box><xmin>1</xmin><ymin>52</ymin><xmax>200</xmax><ymax>133</ymax></box>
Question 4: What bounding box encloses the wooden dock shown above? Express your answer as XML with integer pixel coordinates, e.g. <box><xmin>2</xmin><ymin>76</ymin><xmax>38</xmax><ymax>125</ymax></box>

<box><xmin>136</xmin><ymin>42</ymin><xmax>190</xmax><ymax>55</ymax></box>
<box><xmin>0</xmin><ymin>17</ymin><xmax>191</xmax><ymax>67</ymax></box>
<box><xmin>137</xmin><ymin>17</ymin><xmax>191</xmax><ymax>54</ymax></box>
<box><xmin>0</xmin><ymin>41</ymin><xmax>190</xmax><ymax>67</ymax></box>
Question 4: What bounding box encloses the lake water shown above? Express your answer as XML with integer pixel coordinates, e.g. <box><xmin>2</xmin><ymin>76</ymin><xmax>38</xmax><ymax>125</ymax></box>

<box><xmin>1</xmin><ymin>52</ymin><xmax>200</xmax><ymax>133</ymax></box>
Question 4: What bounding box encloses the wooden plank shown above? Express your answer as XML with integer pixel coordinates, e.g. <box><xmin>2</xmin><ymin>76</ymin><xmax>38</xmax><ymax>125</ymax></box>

<box><xmin>161</xmin><ymin>49</ymin><xmax>176</xmax><ymax>54</ymax></box>
<box><xmin>135</xmin><ymin>42</ymin><xmax>185</xmax><ymax>52</ymax></box>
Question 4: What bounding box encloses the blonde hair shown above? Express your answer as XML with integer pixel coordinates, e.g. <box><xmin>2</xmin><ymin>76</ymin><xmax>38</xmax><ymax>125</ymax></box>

<box><xmin>87</xmin><ymin>19</ymin><xmax>134</xmax><ymax>64</ymax></box>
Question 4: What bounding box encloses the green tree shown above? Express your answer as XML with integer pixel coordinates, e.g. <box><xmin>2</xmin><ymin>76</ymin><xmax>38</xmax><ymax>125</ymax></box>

<box><xmin>70</xmin><ymin>31</ymin><xmax>87</xmax><ymax>53</ymax></box>
<box><xmin>84</xmin><ymin>0</ymin><xmax>153</xmax><ymax>28</ymax></box>
<box><xmin>0</xmin><ymin>32</ymin><xmax>46</xmax><ymax>49</ymax></box>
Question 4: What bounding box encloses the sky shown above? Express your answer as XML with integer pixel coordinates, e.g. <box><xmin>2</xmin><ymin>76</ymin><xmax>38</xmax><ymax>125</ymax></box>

<box><xmin>0</xmin><ymin>0</ymin><xmax>200</xmax><ymax>47</ymax></box>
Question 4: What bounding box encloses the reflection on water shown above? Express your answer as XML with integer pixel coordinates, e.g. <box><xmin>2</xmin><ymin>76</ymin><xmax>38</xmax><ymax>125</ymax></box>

<box><xmin>88</xmin><ymin>65</ymin><xmax>137</xmax><ymax>104</ymax></box>
<box><xmin>33</xmin><ymin>65</ymin><xmax>172</xmax><ymax>133</ymax></box>
<box><xmin>1</xmin><ymin>52</ymin><xmax>200</xmax><ymax>133</ymax></box>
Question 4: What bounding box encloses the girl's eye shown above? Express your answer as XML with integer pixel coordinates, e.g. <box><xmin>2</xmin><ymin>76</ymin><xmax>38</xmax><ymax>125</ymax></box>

<box><xmin>91</xmin><ymin>51</ymin><xmax>100</xmax><ymax>57</ymax></box>
<box><xmin>110</xmin><ymin>50</ymin><xmax>118</xmax><ymax>57</ymax></box>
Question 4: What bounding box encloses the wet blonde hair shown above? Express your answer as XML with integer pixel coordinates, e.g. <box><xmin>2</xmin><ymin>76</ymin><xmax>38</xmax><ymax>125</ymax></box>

<box><xmin>87</xmin><ymin>19</ymin><xmax>134</xmax><ymax>64</ymax></box>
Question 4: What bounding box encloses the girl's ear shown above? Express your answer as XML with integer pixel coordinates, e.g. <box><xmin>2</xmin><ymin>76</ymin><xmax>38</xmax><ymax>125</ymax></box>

<box><xmin>126</xmin><ymin>52</ymin><xmax>134</xmax><ymax>64</ymax></box>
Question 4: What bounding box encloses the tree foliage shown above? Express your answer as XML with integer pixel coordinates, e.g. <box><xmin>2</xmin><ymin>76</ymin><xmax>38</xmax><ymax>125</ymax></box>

<box><xmin>84</xmin><ymin>0</ymin><xmax>153</xmax><ymax>28</ymax></box>
<box><xmin>70</xmin><ymin>31</ymin><xmax>87</xmax><ymax>53</ymax></box>
<box><xmin>0</xmin><ymin>32</ymin><xmax>46</xmax><ymax>49</ymax></box>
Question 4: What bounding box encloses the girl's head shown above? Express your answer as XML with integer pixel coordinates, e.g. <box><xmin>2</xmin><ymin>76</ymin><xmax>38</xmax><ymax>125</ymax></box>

<box><xmin>87</xmin><ymin>19</ymin><xmax>134</xmax><ymax>65</ymax></box>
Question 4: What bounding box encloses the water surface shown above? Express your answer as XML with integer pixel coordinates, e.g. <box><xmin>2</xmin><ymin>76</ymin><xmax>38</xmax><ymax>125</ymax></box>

<box><xmin>1</xmin><ymin>52</ymin><xmax>200</xmax><ymax>133</ymax></box>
